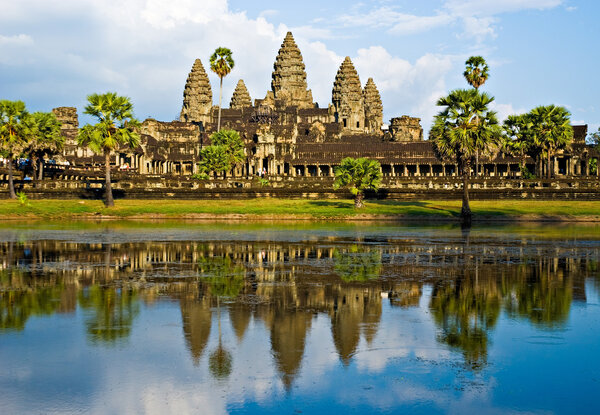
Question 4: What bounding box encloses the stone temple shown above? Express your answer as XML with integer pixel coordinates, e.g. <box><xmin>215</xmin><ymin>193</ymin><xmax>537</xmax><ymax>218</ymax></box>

<box><xmin>54</xmin><ymin>31</ymin><xmax>596</xmax><ymax>183</ymax></box>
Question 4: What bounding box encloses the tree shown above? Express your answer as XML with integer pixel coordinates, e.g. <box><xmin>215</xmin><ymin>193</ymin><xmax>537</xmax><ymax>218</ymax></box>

<box><xmin>502</xmin><ymin>114</ymin><xmax>535</xmax><ymax>177</ymax></box>
<box><xmin>430</xmin><ymin>89</ymin><xmax>501</xmax><ymax>225</ymax></box>
<box><xmin>77</xmin><ymin>92</ymin><xmax>140</xmax><ymax>207</ymax></box>
<box><xmin>0</xmin><ymin>100</ymin><xmax>30</xmax><ymax>199</ymax></box>
<box><xmin>463</xmin><ymin>56</ymin><xmax>489</xmax><ymax>90</ymax></box>
<box><xmin>588</xmin><ymin>127</ymin><xmax>600</xmax><ymax>174</ymax></box>
<box><xmin>197</xmin><ymin>129</ymin><xmax>245</xmax><ymax>178</ymax></box>
<box><xmin>210</xmin><ymin>47</ymin><xmax>234</xmax><ymax>132</ymax></box>
<box><xmin>528</xmin><ymin>105</ymin><xmax>573</xmax><ymax>179</ymax></box>
<box><xmin>333</xmin><ymin>157</ymin><xmax>382</xmax><ymax>208</ymax></box>
<box><xmin>587</xmin><ymin>127</ymin><xmax>600</xmax><ymax>149</ymax></box>
<box><xmin>463</xmin><ymin>56</ymin><xmax>490</xmax><ymax>176</ymax></box>
<box><xmin>23</xmin><ymin>112</ymin><xmax>64</xmax><ymax>186</ymax></box>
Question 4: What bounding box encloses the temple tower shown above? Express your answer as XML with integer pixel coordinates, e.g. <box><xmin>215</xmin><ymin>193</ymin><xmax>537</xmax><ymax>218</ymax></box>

<box><xmin>180</xmin><ymin>58</ymin><xmax>213</xmax><ymax>124</ymax></box>
<box><xmin>332</xmin><ymin>57</ymin><xmax>364</xmax><ymax>132</ymax></box>
<box><xmin>230</xmin><ymin>79</ymin><xmax>252</xmax><ymax>109</ymax></box>
<box><xmin>269</xmin><ymin>31</ymin><xmax>313</xmax><ymax>109</ymax></box>
<box><xmin>363</xmin><ymin>78</ymin><xmax>383</xmax><ymax>134</ymax></box>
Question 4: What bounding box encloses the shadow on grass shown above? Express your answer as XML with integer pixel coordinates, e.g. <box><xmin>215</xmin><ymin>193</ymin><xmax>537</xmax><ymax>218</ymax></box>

<box><xmin>369</xmin><ymin>199</ymin><xmax>460</xmax><ymax>218</ymax></box>
<box><xmin>307</xmin><ymin>199</ymin><xmax>461</xmax><ymax>218</ymax></box>
<box><xmin>306</xmin><ymin>200</ymin><xmax>353</xmax><ymax>209</ymax></box>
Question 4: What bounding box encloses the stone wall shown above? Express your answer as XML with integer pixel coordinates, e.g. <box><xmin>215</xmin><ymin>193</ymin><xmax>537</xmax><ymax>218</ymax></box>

<box><xmin>389</xmin><ymin>116</ymin><xmax>423</xmax><ymax>142</ymax></box>
<box><xmin>3</xmin><ymin>173</ymin><xmax>599</xmax><ymax>200</ymax></box>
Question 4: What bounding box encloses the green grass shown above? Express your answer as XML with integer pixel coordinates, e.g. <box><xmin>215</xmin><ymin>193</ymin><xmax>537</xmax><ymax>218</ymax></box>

<box><xmin>0</xmin><ymin>198</ymin><xmax>598</xmax><ymax>221</ymax></box>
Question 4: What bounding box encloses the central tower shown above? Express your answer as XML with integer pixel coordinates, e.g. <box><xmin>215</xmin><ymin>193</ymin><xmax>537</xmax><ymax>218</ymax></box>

<box><xmin>268</xmin><ymin>32</ymin><xmax>314</xmax><ymax>109</ymax></box>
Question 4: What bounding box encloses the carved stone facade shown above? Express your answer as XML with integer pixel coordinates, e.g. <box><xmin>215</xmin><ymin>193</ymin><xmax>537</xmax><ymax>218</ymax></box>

<box><xmin>52</xmin><ymin>107</ymin><xmax>78</xmax><ymax>129</ymax></box>
<box><xmin>179</xmin><ymin>58</ymin><xmax>213</xmax><ymax>125</ymax></box>
<box><xmin>389</xmin><ymin>116</ymin><xmax>423</xmax><ymax>142</ymax></box>
<box><xmin>332</xmin><ymin>57</ymin><xmax>364</xmax><ymax>132</ymax></box>
<box><xmin>268</xmin><ymin>32</ymin><xmax>313</xmax><ymax>109</ymax></box>
<box><xmin>363</xmin><ymin>78</ymin><xmax>383</xmax><ymax>134</ymax></box>
<box><xmin>230</xmin><ymin>80</ymin><xmax>252</xmax><ymax>110</ymax></box>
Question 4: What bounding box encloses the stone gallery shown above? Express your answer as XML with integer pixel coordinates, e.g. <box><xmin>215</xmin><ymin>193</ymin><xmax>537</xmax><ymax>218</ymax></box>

<box><xmin>53</xmin><ymin>32</ymin><xmax>595</xmax><ymax>181</ymax></box>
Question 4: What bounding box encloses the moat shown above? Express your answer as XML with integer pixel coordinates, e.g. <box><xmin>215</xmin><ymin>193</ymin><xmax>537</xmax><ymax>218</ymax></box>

<box><xmin>1</xmin><ymin>222</ymin><xmax>599</xmax><ymax>414</ymax></box>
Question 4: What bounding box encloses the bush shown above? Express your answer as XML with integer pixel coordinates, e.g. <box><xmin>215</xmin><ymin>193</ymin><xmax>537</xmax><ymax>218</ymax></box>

<box><xmin>520</xmin><ymin>165</ymin><xmax>536</xmax><ymax>179</ymax></box>
<box><xmin>17</xmin><ymin>191</ymin><xmax>29</xmax><ymax>206</ymax></box>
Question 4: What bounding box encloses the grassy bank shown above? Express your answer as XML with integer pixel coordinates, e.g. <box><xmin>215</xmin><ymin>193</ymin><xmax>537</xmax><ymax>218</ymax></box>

<box><xmin>0</xmin><ymin>199</ymin><xmax>599</xmax><ymax>221</ymax></box>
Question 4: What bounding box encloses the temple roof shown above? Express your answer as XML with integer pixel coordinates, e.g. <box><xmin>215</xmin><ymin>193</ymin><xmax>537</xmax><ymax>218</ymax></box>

<box><xmin>230</xmin><ymin>79</ymin><xmax>252</xmax><ymax>110</ymax></box>
<box><xmin>270</xmin><ymin>32</ymin><xmax>313</xmax><ymax>109</ymax></box>
<box><xmin>332</xmin><ymin>57</ymin><xmax>363</xmax><ymax>117</ymax></box>
<box><xmin>363</xmin><ymin>77</ymin><xmax>383</xmax><ymax>132</ymax></box>
<box><xmin>180</xmin><ymin>59</ymin><xmax>213</xmax><ymax>123</ymax></box>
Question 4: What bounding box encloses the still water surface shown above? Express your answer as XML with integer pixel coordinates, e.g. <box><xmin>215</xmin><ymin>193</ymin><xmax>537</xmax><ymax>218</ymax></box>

<box><xmin>1</xmin><ymin>222</ymin><xmax>599</xmax><ymax>414</ymax></box>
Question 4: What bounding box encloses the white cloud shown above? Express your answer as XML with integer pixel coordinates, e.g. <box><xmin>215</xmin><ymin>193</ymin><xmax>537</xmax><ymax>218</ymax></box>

<box><xmin>335</xmin><ymin>0</ymin><xmax>563</xmax><ymax>42</ymax></box>
<box><xmin>444</xmin><ymin>0</ymin><xmax>563</xmax><ymax>16</ymax></box>
<box><xmin>490</xmin><ymin>102</ymin><xmax>528</xmax><ymax>123</ymax></box>
<box><xmin>388</xmin><ymin>14</ymin><xmax>455</xmax><ymax>35</ymax></box>
<box><xmin>460</xmin><ymin>16</ymin><xmax>497</xmax><ymax>41</ymax></box>
<box><xmin>141</xmin><ymin>0</ymin><xmax>230</xmax><ymax>29</ymax></box>
<box><xmin>353</xmin><ymin>47</ymin><xmax>454</xmax><ymax>128</ymax></box>
<box><xmin>338</xmin><ymin>7</ymin><xmax>454</xmax><ymax>35</ymax></box>
<box><xmin>0</xmin><ymin>33</ymin><xmax>33</xmax><ymax>45</ymax></box>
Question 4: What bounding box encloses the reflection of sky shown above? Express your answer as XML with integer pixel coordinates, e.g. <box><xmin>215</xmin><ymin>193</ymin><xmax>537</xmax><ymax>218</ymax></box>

<box><xmin>2</xmin><ymin>286</ymin><xmax>600</xmax><ymax>414</ymax></box>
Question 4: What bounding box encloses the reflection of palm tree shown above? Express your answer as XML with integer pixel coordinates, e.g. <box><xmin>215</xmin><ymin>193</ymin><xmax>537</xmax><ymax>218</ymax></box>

<box><xmin>78</xmin><ymin>285</ymin><xmax>140</xmax><ymax>344</ymax></box>
<box><xmin>430</xmin><ymin>275</ymin><xmax>501</xmax><ymax>370</ymax></box>
<box><xmin>199</xmin><ymin>255</ymin><xmax>244</xmax><ymax>381</ymax></box>
<box><xmin>0</xmin><ymin>267</ymin><xmax>65</xmax><ymax>331</ymax></box>
<box><xmin>333</xmin><ymin>246</ymin><xmax>382</xmax><ymax>282</ymax></box>
<box><xmin>208</xmin><ymin>295</ymin><xmax>233</xmax><ymax>380</ymax></box>
<box><xmin>504</xmin><ymin>258</ymin><xmax>572</xmax><ymax>328</ymax></box>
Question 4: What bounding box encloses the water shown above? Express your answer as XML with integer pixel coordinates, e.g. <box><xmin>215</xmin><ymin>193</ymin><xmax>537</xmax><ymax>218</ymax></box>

<box><xmin>1</xmin><ymin>222</ymin><xmax>599</xmax><ymax>414</ymax></box>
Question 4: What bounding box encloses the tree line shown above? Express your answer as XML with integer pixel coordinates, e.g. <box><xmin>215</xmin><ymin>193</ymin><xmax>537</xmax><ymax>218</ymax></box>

<box><xmin>430</xmin><ymin>56</ymin><xmax>575</xmax><ymax>225</ymax></box>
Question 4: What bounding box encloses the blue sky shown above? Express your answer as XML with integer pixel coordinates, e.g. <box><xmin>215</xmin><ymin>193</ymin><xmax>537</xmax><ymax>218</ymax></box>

<box><xmin>1</xmin><ymin>0</ymin><xmax>598</xmax><ymax>134</ymax></box>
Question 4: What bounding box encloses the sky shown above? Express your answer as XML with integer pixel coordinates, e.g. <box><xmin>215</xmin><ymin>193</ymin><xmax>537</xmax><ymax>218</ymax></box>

<box><xmin>1</xmin><ymin>0</ymin><xmax>598</xmax><ymax>135</ymax></box>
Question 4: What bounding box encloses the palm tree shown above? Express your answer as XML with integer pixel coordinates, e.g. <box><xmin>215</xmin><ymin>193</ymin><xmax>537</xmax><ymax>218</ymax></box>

<box><xmin>77</xmin><ymin>92</ymin><xmax>140</xmax><ymax>207</ymax></box>
<box><xmin>210</xmin><ymin>47</ymin><xmax>234</xmax><ymax>132</ymax></box>
<box><xmin>528</xmin><ymin>105</ymin><xmax>573</xmax><ymax>179</ymax></box>
<box><xmin>197</xmin><ymin>129</ymin><xmax>245</xmax><ymax>178</ymax></box>
<box><xmin>463</xmin><ymin>56</ymin><xmax>489</xmax><ymax>90</ymax></box>
<box><xmin>23</xmin><ymin>112</ymin><xmax>64</xmax><ymax>187</ymax></box>
<box><xmin>463</xmin><ymin>56</ymin><xmax>490</xmax><ymax>177</ymax></box>
<box><xmin>0</xmin><ymin>100</ymin><xmax>29</xmax><ymax>199</ymax></box>
<box><xmin>502</xmin><ymin>114</ymin><xmax>535</xmax><ymax>177</ymax></box>
<box><xmin>430</xmin><ymin>89</ymin><xmax>501</xmax><ymax>225</ymax></box>
<box><xmin>333</xmin><ymin>157</ymin><xmax>382</xmax><ymax>208</ymax></box>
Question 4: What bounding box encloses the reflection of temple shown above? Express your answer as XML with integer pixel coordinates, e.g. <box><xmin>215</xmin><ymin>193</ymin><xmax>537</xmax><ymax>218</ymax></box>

<box><xmin>1</xmin><ymin>237</ymin><xmax>599</xmax><ymax>378</ymax></box>
<box><xmin>48</xmin><ymin>31</ymin><xmax>598</xmax><ymax>182</ymax></box>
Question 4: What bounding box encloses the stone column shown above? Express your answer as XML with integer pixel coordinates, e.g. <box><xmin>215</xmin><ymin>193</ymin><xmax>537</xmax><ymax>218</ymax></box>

<box><xmin>586</xmin><ymin>160</ymin><xmax>590</xmax><ymax>176</ymax></box>
<box><xmin>416</xmin><ymin>164</ymin><xmax>420</xmax><ymax>177</ymax></box>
